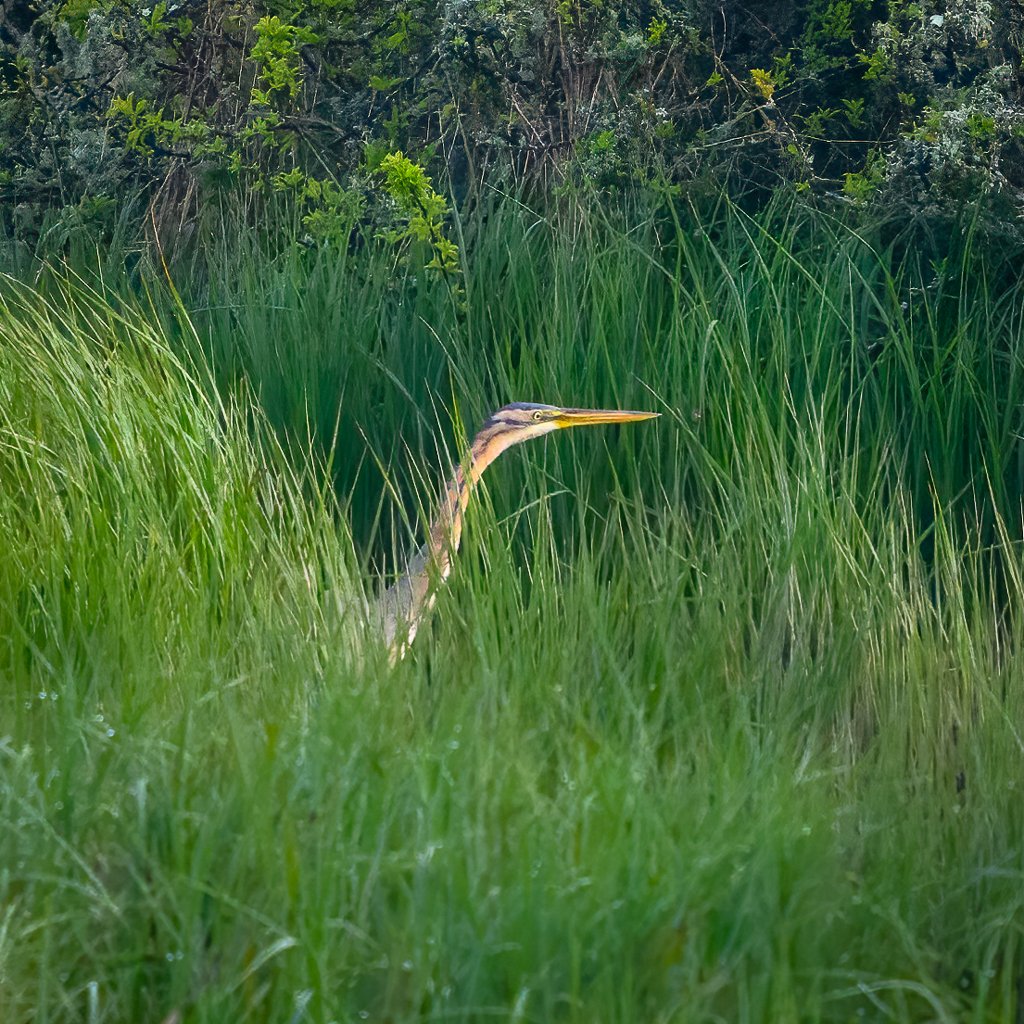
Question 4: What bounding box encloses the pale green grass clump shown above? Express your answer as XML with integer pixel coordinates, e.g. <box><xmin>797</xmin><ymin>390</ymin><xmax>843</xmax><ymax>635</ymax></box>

<box><xmin>2</xmin><ymin>200</ymin><xmax>1024</xmax><ymax>1023</ymax></box>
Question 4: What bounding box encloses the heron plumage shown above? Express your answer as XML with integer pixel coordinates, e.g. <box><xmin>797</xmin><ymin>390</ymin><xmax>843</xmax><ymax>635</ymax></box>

<box><xmin>375</xmin><ymin>402</ymin><xmax>658</xmax><ymax>661</ymax></box>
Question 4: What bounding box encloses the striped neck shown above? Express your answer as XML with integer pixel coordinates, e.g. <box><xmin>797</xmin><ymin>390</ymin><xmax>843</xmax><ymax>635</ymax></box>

<box><xmin>425</xmin><ymin>427</ymin><xmax>508</xmax><ymax>569</ymax></box>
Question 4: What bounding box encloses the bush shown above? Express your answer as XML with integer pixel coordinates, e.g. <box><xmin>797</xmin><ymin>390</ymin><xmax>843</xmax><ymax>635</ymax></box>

<box><xmin>2</xmin><ymin>0</ymin><xmax>1023</xmax><ymax>245</ymax></box>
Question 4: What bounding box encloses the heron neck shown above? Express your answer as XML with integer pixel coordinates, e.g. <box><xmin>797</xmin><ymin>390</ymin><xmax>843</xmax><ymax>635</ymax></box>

<box><xmin>425</xmin><ymin>431</ymin><xmax>504</xmax><ymax>564</ymax></box>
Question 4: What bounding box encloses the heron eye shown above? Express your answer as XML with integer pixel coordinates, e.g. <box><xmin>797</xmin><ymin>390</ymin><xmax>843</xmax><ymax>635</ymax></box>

<box><xmin>532</xmin><ymin>410</ymin><xmax>544</xmax><ymax>421</ymax></box>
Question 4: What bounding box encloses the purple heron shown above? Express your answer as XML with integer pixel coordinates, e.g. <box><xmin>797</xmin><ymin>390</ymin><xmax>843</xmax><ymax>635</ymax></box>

<box><xmin>376</xmin><ymin>402</ymin><xmax>658</xmax><ymax>661</ymax></box>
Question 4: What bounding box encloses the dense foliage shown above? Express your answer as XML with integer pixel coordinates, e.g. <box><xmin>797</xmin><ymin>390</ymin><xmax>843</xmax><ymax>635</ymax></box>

<box><xmin>3</xmin><ymin>5</ymin><xmax>1024</xmax><ymax>1017</ymax></box>
<box><xmin>3</xmin><ymin>0</ymin><xmax>1024</xmax><ymax>250</ymax></box>
<box><xmin>3</xmin><ymin>198</ymin><xmax>1024</xmax><ymax>1022</ymax></box>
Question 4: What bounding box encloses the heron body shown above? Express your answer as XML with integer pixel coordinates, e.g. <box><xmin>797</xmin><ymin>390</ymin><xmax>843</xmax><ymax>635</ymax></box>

<box><xmin>375</xmin><ymin>402</ymin><xmax>658</xmax><ymax>661</ymax></box>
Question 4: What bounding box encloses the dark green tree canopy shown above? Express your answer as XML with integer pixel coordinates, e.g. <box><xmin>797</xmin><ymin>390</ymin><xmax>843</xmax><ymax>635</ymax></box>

<box><xmin>3</xmin><ymin>0</ymin><xmax>1023</xmax><ymax>243</ymax></box>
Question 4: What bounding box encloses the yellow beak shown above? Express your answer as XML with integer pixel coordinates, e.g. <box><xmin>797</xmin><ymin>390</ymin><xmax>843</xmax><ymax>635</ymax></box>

<box><xmin>555</xmin><ymin>407</ymin><xmax>660</xmax><ymax>427</ymax></box>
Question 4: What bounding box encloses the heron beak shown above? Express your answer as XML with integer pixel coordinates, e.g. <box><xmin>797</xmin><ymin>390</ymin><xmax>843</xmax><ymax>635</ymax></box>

<box><xmin>555</xmin><ymin>407</ymin><xmax>660</xmax><ymax>428</ymax></box>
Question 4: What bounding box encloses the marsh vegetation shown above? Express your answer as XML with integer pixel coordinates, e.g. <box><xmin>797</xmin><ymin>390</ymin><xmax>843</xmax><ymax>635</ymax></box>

<box><xmin>2</xmin><ymin>194</ymin><xmax>1023</xmax><ymax>1021</ymax></box>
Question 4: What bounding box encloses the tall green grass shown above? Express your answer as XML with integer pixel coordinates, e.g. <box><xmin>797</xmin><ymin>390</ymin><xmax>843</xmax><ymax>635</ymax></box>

<box><xmin>2</xmin><ymin>197</ymin><xmax>1023</xmax><ymax>1022</ymax></box>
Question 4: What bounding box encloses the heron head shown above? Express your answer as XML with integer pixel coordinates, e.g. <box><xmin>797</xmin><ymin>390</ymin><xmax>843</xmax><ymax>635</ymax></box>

<box><xmin>475</xmin><ymin>402</ymin><xmax>659</xmax><ymax>460</ymax></box>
